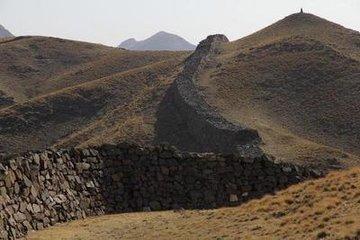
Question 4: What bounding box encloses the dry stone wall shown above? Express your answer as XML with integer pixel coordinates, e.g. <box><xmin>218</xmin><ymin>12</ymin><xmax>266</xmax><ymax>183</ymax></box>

<box><xmin>0</xmin><ymin>143</ymin><xmax>322</xmax><ymax>239</ymax></box>
<box><xmin>155</xmin><ymin>35</ymin><xmax>261</xmax><ymax>155</ymax></box>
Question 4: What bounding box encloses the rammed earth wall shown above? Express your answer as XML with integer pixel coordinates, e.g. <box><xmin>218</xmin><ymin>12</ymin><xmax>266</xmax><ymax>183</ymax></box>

<box><xmin>0</xmin><ymin>143</ymin><xmax>322</xmax><ymax>239</ymax></box>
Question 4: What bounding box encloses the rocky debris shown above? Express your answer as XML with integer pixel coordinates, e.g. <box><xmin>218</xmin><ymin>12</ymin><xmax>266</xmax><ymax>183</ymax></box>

<box><xmin>0</xmin><ymin>143</ymin><xmax>323</xmax><ymax>239</ymax></box>
<box><xmin>155</xmin><ymin>35</ymin><xmax>261</xmax><ymax>154</ymax></box>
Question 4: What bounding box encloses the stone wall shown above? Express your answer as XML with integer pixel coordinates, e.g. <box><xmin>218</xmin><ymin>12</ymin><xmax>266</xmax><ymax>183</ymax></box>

<box><xmin>0</xmin><ymin>143</ymin><xmax>322</xmax><ymax>239</ymax></box>
<box><xmin>155</xmin><ymin>35</ymin><xmax>261</xmax><ymax>155</ymax></box>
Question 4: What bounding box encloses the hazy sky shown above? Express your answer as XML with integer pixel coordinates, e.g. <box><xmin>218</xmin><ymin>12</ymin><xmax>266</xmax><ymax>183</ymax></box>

<box><xmin>1</xmin><ymin>0</ymin><xmax>359</xmax><ymax>47</ymax></box>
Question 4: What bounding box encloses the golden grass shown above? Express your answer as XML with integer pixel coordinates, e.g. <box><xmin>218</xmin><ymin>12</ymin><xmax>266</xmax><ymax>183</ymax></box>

<box><xmin>27</xmin><ymin>168</ymin><xmax>360</xmax><ymax>240</ymax></box>
<box><xmin>196</xmin><ymin>15</ymin><xmax>360</xmax><ymax>168</ymax></box>
<box><xmin>0</xmin><ymin>36</ymin><xmax>188</xmax><ymax>153</ymax></box>
<box><xmin>2</xmin><ymin>12</ymin><xmax>360</xmax><ymax>170</ymax></box>
<box><xmin>0</xmin><ymin>36</ymin><xmax>186</xmax><ymax>103</ymax></box>
<box><xmin>229</xmin><ymin>13</ymin><xmax>360</xmax><ymax>61</ymax></box>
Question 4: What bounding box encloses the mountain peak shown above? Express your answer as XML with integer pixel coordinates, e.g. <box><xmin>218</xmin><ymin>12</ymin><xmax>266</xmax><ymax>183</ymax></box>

<box><xmin>0</xmin><ymin>24</ymin><xmax>14</xmax><ymax>38</ymax></box>
<box><xmin>118</xmin><ymin>31</ymin><xmax>196</xmax><ymax>51</ymax></box>
<box><xmin>154</xmin><ymin>31</ymin><xmax>169</xmax><ymax>35</ymax></box>
<box><xmin>282</xmin><ymin>12</ymin><xmax>327</xmax><ymax>23</ymax></box>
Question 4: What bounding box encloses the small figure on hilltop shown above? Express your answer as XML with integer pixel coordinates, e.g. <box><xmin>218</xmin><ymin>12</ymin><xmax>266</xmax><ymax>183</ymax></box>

<box><xmin>300</xmin><ymin>8</ymin><xmax>304</xmax><ymax>13</ymax></box>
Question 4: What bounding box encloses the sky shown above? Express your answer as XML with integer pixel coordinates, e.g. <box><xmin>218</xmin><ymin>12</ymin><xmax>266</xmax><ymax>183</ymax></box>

<box><xmin>0</xmin><ymin>0</ymin><xmax>359</xmax><ymax>47</ymax></box>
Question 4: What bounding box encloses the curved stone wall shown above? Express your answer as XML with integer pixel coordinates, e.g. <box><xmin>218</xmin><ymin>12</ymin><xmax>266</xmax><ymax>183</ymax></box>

<box><xmin>0</xmin><ymin>143</ymin><xmax>322</xmax><ymax>239</ymax></box>
<box><xmin>155</xmin><ymin>35</ymin><xmax>261</xmax><ymax>154</ymax></box>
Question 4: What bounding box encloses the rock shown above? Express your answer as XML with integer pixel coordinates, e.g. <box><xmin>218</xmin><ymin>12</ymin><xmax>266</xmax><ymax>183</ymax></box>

<box><xmin>9</xmin><ymin>160</ymin><xmax>17</xmax><ymax>171</ymax></box>
<box><xmin>85</xmin><ymin>181</ymin><xmax>95</xmax><ymax>189</ymax></box>
<box><xmin>76</xmin><ymin>163</ymin><xmax>91</xmax><ymax>172</ymax></box>
<box><xmin>23</xmin><ymin>176</ymin><xmax>32</xmax><ymax>187</ymax></box>
<box><xmin>33</xmin><ymin>154</ymin><xmax>40</xmax><ymax>165</ymax></box>
<box><xmin>4</xmin><ymin>170</ymin><xmax>15</xmax><ymax>188</ymax></box>
<box><xmin>30</xmin><ymin>186</ymin><xmax>38</xmax><ymax>198</ymax></box>
<box><xmin>23</xmin><ymin>220</ymin><xmax>33</xmax><ymax>231</ymax></box>
<box><xmin>282</xmin><ymin>166</ymin><xmax>292</xmax><ymax>173</ymax></box>
<box><xmin>53</xmin><ymin>194</ymin><xmax>67</xmax><ymax>204</ymax></box>
<box><xmin>229</xmin><ymin>194</ymin><xmax>238</xmax><ymax>202</ymax></box>
<box><xmin>32</xmin><ymin>204</ymin><xmax>41</xmax><ymax>213</ymax></box>
<box><xmin>13</xmin><ymin>212</ymin><xmax>27</xmax><ymax>222</ymax></box>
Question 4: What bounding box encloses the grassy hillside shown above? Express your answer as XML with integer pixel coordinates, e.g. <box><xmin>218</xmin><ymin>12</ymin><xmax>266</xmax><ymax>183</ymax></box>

<box><xmin>27</xmin><ymin>167</ymin><xmax>360</xmax><ymax>240</ymax></box>
<box><xmin>196</xmin><ymin>13</ymin><xmax>360</xmax><ymax>168</ymax></box>
<box><xmin>229</xmin><ymin>13</ymin><xmax>360</xmax><ymax>61</ymax></box>
<box><xmin>0</xmin><ymin>36</ymin><xmax>188</xmax><ymax>153</ymax></box>
<box><xmin>0</xmin><ymin>36</ymin><xmax>185</xmax><ymax>104</ymax></box>
<box><xmin>1</xmin><ymin>13</ymin><xmax>360</xmax><ymax>170</ymax></box>
<box><xmin>0</xmin><ymin>55</ymin><xmax>186</xmax><ymax>153</ymax></box>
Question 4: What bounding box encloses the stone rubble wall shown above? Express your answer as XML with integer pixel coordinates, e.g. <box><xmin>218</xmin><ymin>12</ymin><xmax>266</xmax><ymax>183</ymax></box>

<box><xmin>155</xmin><ymin>35</ymin><xmax>261</xmax><ymax>154</ymax></box>
<box><xmin>0</xmin><ymin>143</ymin><xmax>322</xmax><ymax>239</ymax></box>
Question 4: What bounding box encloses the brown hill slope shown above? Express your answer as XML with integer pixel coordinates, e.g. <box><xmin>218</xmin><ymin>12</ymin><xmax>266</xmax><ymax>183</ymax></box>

<box><xmin>28</xmin><ymin>167</ymin><xmax>360</xmax><ymax>240</ymax></box>
<box><xmin>1</xmin><ymin>13</ymin><xmax>360</xmax><ymax>170</ymax></box>
<box><xmin>230</xmin><ymin>13</ymin><xmax>360</xmax><ymax>61</ymax></box>
<box><xmin>0</xmin><ymin>36</ymin><xmax>184</xmax><ymax>105</ymax></box>
<box><xmin>0</xmin><ymin>37</ymin><xmax>188</xmax><ymax>153</ymax></box>
<box><xmin>194</xmin><ymin>13</ymin><xmax>360</xmax><ymax>168</ymax></box>
<box><xmin>0</xmin><ymin>56</ymin><xmax>186</xmax><ymax>153</ymax></box>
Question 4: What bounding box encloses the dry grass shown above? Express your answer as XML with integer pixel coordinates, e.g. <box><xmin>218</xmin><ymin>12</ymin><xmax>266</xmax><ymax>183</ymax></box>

<box><xmin>1</xmin><ymin>13</ymin><xmax>360</xmax><ymax>170</ymax></box>
<box><xmin>196</xmin><ymin>13</ymin><xmax>360</xmax><ymax>168</ymax></box>
<box><xmin>229</xmin><ymin>13</ymin><xmax>360</xmax><ymax>61</ymax></box>
<box><xmin>0</xmin><ymin>36</ymin><xmax>188</xmax><ymax>153</ymax></box>
<box><xmin>0</xmin><ymin>36</ymin><xmax>185</xmax><ymax>103</ymax></box>
<box><xmin>27</xmin><ymin>168</ymin><xmax>360</xmax><ymax>240</ymax></box>
<box><xmin>0</xmin><ymin>57</ymin><xmax>186</xmax><ymax>153</ymax></box>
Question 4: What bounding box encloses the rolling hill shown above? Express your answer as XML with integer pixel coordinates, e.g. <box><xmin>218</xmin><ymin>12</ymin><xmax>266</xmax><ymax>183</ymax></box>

<box><xmin>118</xmin><ymin>31</ymin><xmax>196</xmax><ymax>51</ymax></box>
<box><xmin>3</xmin><ymin>11</ymin><xmax>360</xmax><ymax>240</ymax></box>
<box><xmin>0</xmin><ymin>36</ymin><xmax>189</xmax><ymax>153</ymax></box>
<box><xmin>0</xmin><ymin>12</ymin><xmax>360</xmax><ymax>171</ymax></box>
<box><xmin>193</xmin><ymin>13</ymin><xmax>360</xmax><ymax>168</ymax></box>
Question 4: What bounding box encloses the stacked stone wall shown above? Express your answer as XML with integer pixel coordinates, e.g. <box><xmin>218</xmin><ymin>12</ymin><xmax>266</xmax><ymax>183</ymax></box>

<box><xmin>155</xmin><ymin>34</ymin><xmax>261</xmax><ymax>154</ymax></box>
<box><xmin>0</xmin><ymin>143</ymin><xmax>322</xmax><ymax>239</ymax></box>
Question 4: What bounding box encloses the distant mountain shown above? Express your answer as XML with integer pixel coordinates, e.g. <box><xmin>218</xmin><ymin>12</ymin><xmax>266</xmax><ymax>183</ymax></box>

<box><xmin>0</xmin><ymin>25</ymin><xmax>14</xmax><ymax>38</ymax></box>
<box><xmin>119</xmin><ymin>31</ymin><xmax>196</xmax><ymax>51</ymax></box>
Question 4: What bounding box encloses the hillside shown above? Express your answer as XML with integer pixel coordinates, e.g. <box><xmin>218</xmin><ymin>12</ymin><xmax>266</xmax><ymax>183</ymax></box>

<box><xmin>192</xmin><ymin>13</ymin><xmax>360</xmax><ymax>168</ymax></box>
<box><xmin>3</xmin><ymin>11</ymin><xmax>360</xmax><ymax>240</ymax></box>
<box><xmin>27</xmin><ymin>167</ymin><xmax>360</xmax><ymax>240</ymax></box>
<box><xmin>1</xmin><ymin>13</ymin><xmax>360</xmax><ymax>170</ymax></box>
<box><xmin>119</xmin><ymin>31</ymin><xmax>196</xmax><ymax>51</ymax></box>
<box><xmin>0</xmin><ymin>36</ymin><xmax>188</xmax><ymax>153</ymax></box>
<box><xmin>0</xmin><ymin>36</ymin><xmax>185</xmax><ymax>104</ymax></box>
<box><xmin>0</xmin><ymin>24</ymin><xmax>13</xmax><ymax>38</ymax></box>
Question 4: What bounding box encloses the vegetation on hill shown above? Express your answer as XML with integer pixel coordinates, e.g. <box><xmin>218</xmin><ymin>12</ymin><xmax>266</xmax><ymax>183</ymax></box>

<box><xmin>0</xmin><ymin>36</ymin><xmax>188</xmax><ymax>153</ymax></box>
<box><xmin>2</xmin><ymin>11</ymin><xmax>360</xmax><ymax>240</ymax></box>
<box><xmin>196</xmin><ymin>13</ymin><xmax>360</xmax><ymax>168</ymax></box>
<box><xmin>1</xmin><ymin>13</ymin><xmax>360</xmax><ymax>171</ymax></box>
<box><xmin>0</xmin><ymin>36</ymin><xmax>184</xmax><ymax>103</ymax></box>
